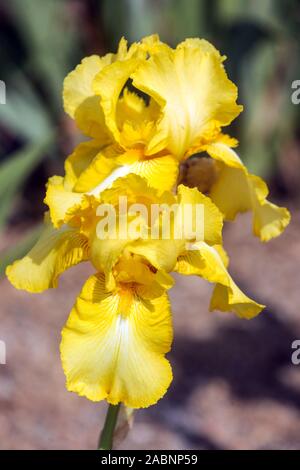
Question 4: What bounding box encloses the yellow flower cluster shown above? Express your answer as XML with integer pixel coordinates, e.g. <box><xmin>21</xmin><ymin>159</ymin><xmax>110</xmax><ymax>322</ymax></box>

<box><xmin>6</xmin><ymin>35</ymin><xmax>290</xmax><ymax>408</ymax></box>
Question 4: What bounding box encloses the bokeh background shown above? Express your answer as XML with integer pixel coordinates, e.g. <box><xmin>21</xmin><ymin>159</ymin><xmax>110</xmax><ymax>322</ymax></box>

<box><xmin>0</xmin><ymin>0</ymin><xmax>300</xmax><ymax>450</ymax></box>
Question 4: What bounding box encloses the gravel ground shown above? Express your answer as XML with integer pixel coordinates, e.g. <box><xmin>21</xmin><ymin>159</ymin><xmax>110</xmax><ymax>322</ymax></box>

<box><xmin>0</xmin><ymin>201</ymin><xmax>299</xmax><ymax>450</ymax></box>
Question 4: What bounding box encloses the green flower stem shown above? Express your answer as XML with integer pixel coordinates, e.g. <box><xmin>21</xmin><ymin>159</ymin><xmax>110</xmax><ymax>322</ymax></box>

<box><xmin>98</xmin><ymin>403</ymin><xmax>121</xmax><ymax>450</ymax></box>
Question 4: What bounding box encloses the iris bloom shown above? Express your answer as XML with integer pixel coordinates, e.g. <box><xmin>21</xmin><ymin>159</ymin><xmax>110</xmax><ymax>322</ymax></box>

<box><xmin>7</xmin><ymin>175</ymin><xmax>263</xmax><ymax>408</ymax></box>
<box><xmin>6</xmin><ymin>35</ymin><xmax>289</xmax><ymax>410</ymax></box>
<box><xmin>46</xmin><ymin>34</ymin><xmax>289</xmax><ymax>240</ymax></box>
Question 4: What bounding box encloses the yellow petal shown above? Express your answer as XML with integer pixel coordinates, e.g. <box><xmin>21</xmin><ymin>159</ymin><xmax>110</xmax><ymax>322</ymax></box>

<box><xmin>46</xmin><ymin>141</ymin><xmax>120</xmax><ymax>229</ymax></box>
<box><xmin>91</xmin><ymin>236</ymin><xmax>131</xmax><ymax>289</ymax></box>
<box><xmin>249</xmin><ymin>174</ymin><xmax>291</xmax><ymax>241</ymax></box>
<box><xmin>93</xmin><ymin>58</ymin><xmax>141</xmax><ymax>143</ymax></box>
<box><xmin>73</xmin><ymin>147</ymin><xmax>120</xmax><ymax>193</ymax></box>
<box><xmin>116</xmin><ymin>88</ymin><xmax>156</xmax><ymax>129</ymax></box>
<box><xmin>6</xmin><ymin>223</ymin><xmax>89</xmax><ymax>293</ymax></box>
<box><xmin>91</xmin><ymin>37</ymin><xmax>158</xmax><ymax>143</ymax></box>
<box><xmin>213</xmin><ymin>244</ymin><xmax>229</xmax><ymax>268</ymax></box>
<box><xmin>47</xmin><ymin>148</ymin><xmax>178</xmax><ymax>229</ymax></box>
<box><xmin>60</xmin><ymin>273</ymin><xmax>173</xmax><ymax>408</ymax></box>
<box><xmin>176</xmin><ymin>184</ymin><xmax>223</xmax><ymax>246</ymax></box>
<box><xmin>63</xmin><ymin>55</ymin><xmax>107</xmax><ymax>117</ymax></box>
<box><xmin>90</xmin><ymin>174</ymin><xmax>177</xmax><ymax>284</ymax></box>
<box><xmin>140</xmin><ymin>34</ymin><xmax>170</xmax><ymax>55</ymax></box>
<box><xmin>63</xmin><ymin>55</ymin><xmax>112</xmax><ymax>140</ymax></box>
<box><xmin>64</xmin><ymin>140</ymin><xmax>103</xmax><ymax>190</ymax></box>
<box><xmin>207</xmin><ymin>144</ymin><xmax>290</xmax><ymax>241</ymax></box>
<box><xmin>129</xmin><ymin>155</ymin><xmax>179</xmax><ymax>191</ymax></box>
<box><xmin>129</xmin><ymin>239</ymin><xmax>181</xmax><ymax>273</ymax></box>
<box><xmin>95</xmin><ymin>153</ymin><xmax>179</xmax><ymax>193</ymax></box>
<box><xmin>116</xmin><ymin>88</ymin><xmax>161</xmax><ymax>149</ymax></box>
<box><xmin>45</xmin><ymin>147</ymin><xmax>123</xmax><ymax>228</ymax></box>
<box><xmin>44</xmin><ymin>176</ymin><xmax>84</xmax><ymax>228</ymax></box>
<box><xmin>203</xmin><ymin>137</ymin><xmax>243</xmax><ymax>169</ymax></box>
<box><xmin>175</xmin><ymin>242</ymin><xmax>264</xmax><ymax>318</ymax></box>
<box><xmin>132</xmin><ymin>39</ymin><xmax>242</xmax><ymax>157</ymax></box>
<box><xmin>74</xmin><ymin>96</ymin><xmax>111</xmax><ymax>141</ymax></box>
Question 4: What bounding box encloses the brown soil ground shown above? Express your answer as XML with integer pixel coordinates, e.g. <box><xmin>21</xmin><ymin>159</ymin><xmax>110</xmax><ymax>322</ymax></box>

<box><xmin>0</xmin><ymin>201</ymin><xmax>300</xmax><ymax>450</ymax></box>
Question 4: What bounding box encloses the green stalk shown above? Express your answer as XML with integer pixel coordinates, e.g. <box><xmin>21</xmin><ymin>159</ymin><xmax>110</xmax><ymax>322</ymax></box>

<box><xmin>98</xmin><ymin>403</ymin><xmax>121</xmax><ymax>450</ymax></box>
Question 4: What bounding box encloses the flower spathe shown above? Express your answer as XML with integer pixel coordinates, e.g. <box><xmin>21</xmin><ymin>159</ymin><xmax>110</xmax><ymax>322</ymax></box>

<box><xmin>6</xmin><ymin>35</ymin><xmax>289</xmax><ymax>409</ymax></box>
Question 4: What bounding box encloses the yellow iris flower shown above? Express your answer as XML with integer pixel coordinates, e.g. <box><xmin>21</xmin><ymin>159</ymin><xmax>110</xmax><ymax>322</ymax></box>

<box><xmin>6</xmin><ymin>35</ymin><xmax>289</xmax><ymax>409</ymax></box>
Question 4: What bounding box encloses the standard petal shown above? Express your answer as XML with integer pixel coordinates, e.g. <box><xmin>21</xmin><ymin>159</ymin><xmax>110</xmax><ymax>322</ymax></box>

<box><xmin>175</xmin><ymin>242</ymin><xmax>264</xmax><ymax>318</ymax></box>
<box><xmin>6</xmin><ymin>223</ymin><xmax>89</xmax><ymax>293</ymax></box>
<box><xmin>63</xmin><ymin>55</ymin><xmax>107</xmax><ymax>117</ymax></box>
<box><xmin>132</xmin><ymin>39</ymin><xmax>242</xmax><ymax>157</ymax></box>
<box><xmin>63</xmin><ymin>55</ymin><xmax>112</xmax><ymax>140</ymax></box>
<box><xmin>93</xmin><ymin>58</ymin><xmax>141</xmax><ymax>143</ymax></box>
<box><xmin>60</xmin><ymin>273</ymin><xmax>173</xmax><ymax>408</ymax></box>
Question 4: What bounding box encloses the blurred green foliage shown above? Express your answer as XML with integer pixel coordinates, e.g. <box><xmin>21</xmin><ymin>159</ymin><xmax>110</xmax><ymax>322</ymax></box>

<box><xmin>0</xmin><ymin>0</ymin><xmax>299</xmax><ymax>273</ymax></box>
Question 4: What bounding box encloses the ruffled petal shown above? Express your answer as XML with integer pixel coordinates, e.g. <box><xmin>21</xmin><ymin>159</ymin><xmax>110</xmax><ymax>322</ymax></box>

<box><xmin>175</xmin><ymin>242</ymin><xmax>264</xmax><ymax>318</ymax></box>
<box><xmin>252</xmin><ymin>195</ymin><xmax>291</xmax><ymax>242</ymax></box>
<box><xmin>44</xmin><ymin>176</ymin><xmax>84</xmax><ymax>228</ymax></box>
<box><xmin>63</xmin><ymin>55</ymin><xmax>113</xmax><ymax>140</ymax></box>
<box><xmin>6</xmin><ymin>223</ymin><xmax>89</xmax><ymax>293</ymax></box>
<box><xmin>132</xmin><ymin>38</ymin><xmax>242</xmax><ymax>157</ymax></box>
<box><xmin>60</xmin><ymin>273</ymin><xmax>173</xmax><ymax>408</ymax></box>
